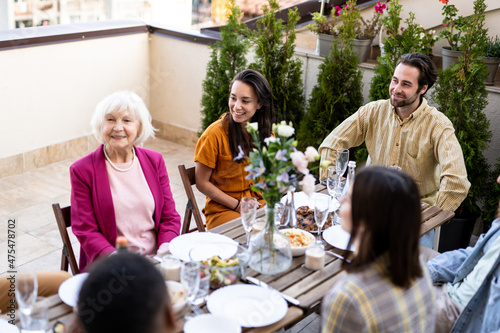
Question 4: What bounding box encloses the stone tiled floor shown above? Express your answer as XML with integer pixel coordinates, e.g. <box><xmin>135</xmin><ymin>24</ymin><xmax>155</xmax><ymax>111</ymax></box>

<box><xmin>0</xmin><ymin>138</ymin><xmax>206</xmax><ymax>275</ymax></box>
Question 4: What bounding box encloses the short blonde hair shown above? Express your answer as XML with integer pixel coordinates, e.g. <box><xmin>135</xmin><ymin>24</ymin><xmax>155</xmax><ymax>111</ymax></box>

<box><xmin>90</xmin><ymin>91</ymin><xmax>156</xmax><ymax>146</ymax></box>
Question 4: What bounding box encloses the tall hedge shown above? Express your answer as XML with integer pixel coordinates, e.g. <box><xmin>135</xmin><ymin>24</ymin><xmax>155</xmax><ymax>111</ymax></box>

<box><xmin>249</xmin><ymin>0</ymin><xmax>305</xmax><ymax>125</ymax></box>
<box><xmin>199</xmin><ymin>0</ymin><xmax>249</xmax><ymax>134</ymax></box>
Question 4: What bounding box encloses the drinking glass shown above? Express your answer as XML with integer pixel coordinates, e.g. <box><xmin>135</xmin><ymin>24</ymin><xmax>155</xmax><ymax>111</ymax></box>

<box><xmin>192</xmin><ymin>266</ymin><xmax>210</xmax><ymax>306</ymax></box>
<box><xmin>335</xmin><ymin>149</ymin><xmax>349</xmax><ymax>176</ymax></box>
<box><xmin>240</xmin><ymin>197</ymin><xmax>258</xmax><ymax>246</ymax></box>
<box><xmin>314</xmin><ymin>194</ymin><xmax>330</xmax><ymax>239</ymax></box>
<box><xmin>326</xmin><ymin>166</ymin><xmax>338</xmax><ymax>198</ymax></box>
<box><xmin>180</xmin><ymin>262</ymin><xmax>201</xmax><ymax>318</ymax></box>
<box><xmin>334</xmin><ymin>149</ymin><xmax>349</xmax><ymax>199</ymax></box>
<box><xmin>274</xmin><ymin>202</ymin><xmax>286</xmax><ymax>228</ymax></box>
<box><xmin>16</xmin><ymin>272</ymin><xmax>38</xmax><ymax>329</ymax></box>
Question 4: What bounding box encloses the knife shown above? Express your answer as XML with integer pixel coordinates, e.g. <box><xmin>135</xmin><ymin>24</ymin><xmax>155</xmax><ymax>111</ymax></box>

<box><xmin>246</xmin><ymin>276</ymin><xmax>300</xmax><ymax>306</ymax></box>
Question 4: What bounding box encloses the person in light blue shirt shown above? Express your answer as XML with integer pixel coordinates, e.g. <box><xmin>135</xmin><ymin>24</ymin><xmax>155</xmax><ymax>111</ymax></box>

<box><xmin>425</xmin><ymin>174</ymin><xmax>500</xmax><ymax>333</ymax></box>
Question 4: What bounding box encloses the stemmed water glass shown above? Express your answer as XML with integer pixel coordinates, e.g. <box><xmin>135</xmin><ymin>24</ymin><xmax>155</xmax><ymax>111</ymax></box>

<box><xmin>181</xmin><ymin>262</ymin><xmax>202</xmax><ymax>318</ymax></box>
<box><xmin>314</xmin><ymin>194</ymin><xmax>330</xmax><ymax>239</ymax></box>
<box><xmin>335</xmin><ymin>149</ymin><xmax>349</xmax><ymax>196</ymax></box>
<box><xmin>192</xmin><ymin>266</ymin><xmax>210</xmax><ymax>307</ymax></box>
<box><xmin>240</xmin><ymin>197</ymin><xmax>258</xmax><ymax>246</ymax></box>
<box><xmin>16</xmin><ymin>272</ymin><xmax>38</xmax><ymax>329</ymax></box>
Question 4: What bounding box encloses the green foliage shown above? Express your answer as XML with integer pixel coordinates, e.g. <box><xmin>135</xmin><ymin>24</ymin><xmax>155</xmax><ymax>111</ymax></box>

<box><xmin>199</xmin><ymin>0</ymin><xmax>250</xmax><ymax>134</ymax></box>
<box><xmin>249</xmin><ymin>0</ymin><xmax>305</xmax><ymax>125</ymax></box>
<box><xmin>306</xmin><ymin>12</ymin><xmax>340</xmax><ymax>36</ymax></box>
<box><xmin>369</xmin><ymin>1</ymin><xmax>438</xmax><ymax>101</ymax></box>
<box><xmin>431</xmin><ymin>0</ymin><xmax>493</xmax><ymax>216</ymax></box>
<box><xmin>297</xmin><ymin>0</ymin><xmax>363</xmax><ymax>156</ymax></box>
<box><xmin>482</xmin><ymin>159</ymin><xmax>500</xmax><ymax>231</ymax></box>
<box><xmin>485</xmin><ymin>35</ymin><xmax>500</xmax><ymax>59</ymax></box>
<box><xmin>297</xmin><ymin>42</ymin><xmax>363</xmax><ymax>153</ymax></box>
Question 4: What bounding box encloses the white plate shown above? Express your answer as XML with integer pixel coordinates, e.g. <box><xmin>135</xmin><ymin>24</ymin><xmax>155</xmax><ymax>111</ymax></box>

<box><xmin>207</xmin><ymin>285</ymin><xmax>287</xmax><ymax>327</ymax></box>
<box><xmin>169</xmin><ymin>232</ymin><xmax>238</xmax><ymax>262</ymax></box>
<box><xmin>322</xmin><ymin>225</ymin><xmax>355</xmax><ymax>251</ymax></box>
<box><xmin>0</xmin><ymin>318</ymin><xmax>20</xmax><ymax>333</ymax></box>
<box><xmin>184</xmin><ymin>314</ymin><xmax>241</xmax><ymax>333</ymax></box>
<box><xmin>281</xmin><ymin>192</ymin><xmax>340</xmax><ymax>212</ymax></box>
<box><xmin>58</xmin><ymin>272</ymin><xmax>89</xmax><ymax>307</ymax></box>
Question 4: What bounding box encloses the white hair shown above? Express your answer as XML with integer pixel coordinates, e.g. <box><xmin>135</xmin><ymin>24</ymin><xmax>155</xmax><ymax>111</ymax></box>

<box><xmin>90</xmin><ymin>91</ymin><xmax>156</xmax><ymax>146</ymax></box>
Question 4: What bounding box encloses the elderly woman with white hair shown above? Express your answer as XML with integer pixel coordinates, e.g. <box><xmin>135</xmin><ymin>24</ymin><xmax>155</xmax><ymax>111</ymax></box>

<box><xmin>70</xmin><ymin>91</ymin><xmax>180</xmax><ymax>271</ymax></box>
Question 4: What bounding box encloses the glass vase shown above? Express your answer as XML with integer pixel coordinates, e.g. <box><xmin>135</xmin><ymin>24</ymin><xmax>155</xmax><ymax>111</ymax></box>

<box><xmin>249</xmin><ymin>205</ymin><xmax>292</xmax><ymax>275</ymax></box>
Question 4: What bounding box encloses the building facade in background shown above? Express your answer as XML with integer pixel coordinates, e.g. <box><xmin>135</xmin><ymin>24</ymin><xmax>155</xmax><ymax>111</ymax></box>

<box><xmin>2</xmin><ymin>0</ymin><xmax>304</xmax><ymax>30</ymax></box>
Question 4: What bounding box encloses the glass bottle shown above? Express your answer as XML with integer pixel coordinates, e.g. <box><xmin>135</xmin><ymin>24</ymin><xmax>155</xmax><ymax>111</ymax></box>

<box><xmin>116</xmin><ymin>236</ymin><xmax>129</xmax><ymax>252</ymax></box>
<box><xmin>342</xmin><ymin>161</ymin><xmax>356</xmax><ymax>198</ymax></box>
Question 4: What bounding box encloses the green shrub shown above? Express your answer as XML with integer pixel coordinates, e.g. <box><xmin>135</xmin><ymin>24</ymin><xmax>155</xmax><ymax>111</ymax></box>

<box><xmin>432</xmin><ymin>0</ymin><xmax>494</xmax><ymax>217</ymax></box>
<box><xmin>249</xmin><ymin>0</ymin><xmax>305</xmax><ymax>125</ymax></box>
<box><xmin>199</xmin><ymin>0</ymin><xmax>249</xmax><ymax>134</ymax></box>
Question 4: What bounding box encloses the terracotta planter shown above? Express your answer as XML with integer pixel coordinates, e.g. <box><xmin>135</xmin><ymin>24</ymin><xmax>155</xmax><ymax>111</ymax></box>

<box><xmin>441</xmin><ymin>46</ymin><xmax>464</xmax><ymax>70</ymax></box>
<box><xmin>483</xmin><ymin>56</ymin><xmax>500</xmax><ymax>85</ymax></box>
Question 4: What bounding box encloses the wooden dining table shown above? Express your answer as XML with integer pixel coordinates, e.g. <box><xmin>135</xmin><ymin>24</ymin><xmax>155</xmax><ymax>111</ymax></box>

<box><xmin>4</xmin><ymin>184</ymin><xmax>455</xmax><ymax>332</ymax></box>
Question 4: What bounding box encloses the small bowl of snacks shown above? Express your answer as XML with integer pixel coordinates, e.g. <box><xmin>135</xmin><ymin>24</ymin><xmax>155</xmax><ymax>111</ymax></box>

<box><xmin>165</xmin><ymin>280</ymin><xmax>188</xmax><ymax>313</ymax></box>
<box><xmin>281</xmin><ymin>228</ymin><xmax>316</xmax><ymax>256</ymax></box>
<box><xmin>189</xmin><ymin>242</ymin><xmax>250</xmax><ymax>290</ymax></box>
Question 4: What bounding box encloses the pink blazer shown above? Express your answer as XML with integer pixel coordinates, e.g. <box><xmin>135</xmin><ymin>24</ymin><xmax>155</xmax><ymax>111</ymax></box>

<box><xmin>70</xmin><ymin>145</ymin><xmax>181</xmax><ymax>271</ymax></box>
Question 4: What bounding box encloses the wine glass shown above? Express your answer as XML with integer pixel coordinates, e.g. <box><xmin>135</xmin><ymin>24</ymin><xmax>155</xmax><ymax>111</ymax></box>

<box><xmin>180</xmin><ymin>262</ymin><xmax>201</xmax><ymax>318</ymax></box>
<box><xmin>326</xmin><ymin>165</ymin><xmax>338</xmax><ymax>198</ymax></box>
<box><xmin>335</xmin><ymin>149</ymin><xmax>349</xmax><ymax>197</ymax></box>
<box><xmin>314</xmin><ymin>194</ymin><xmax>330</xmax><ymax>239</ymax></box>
<box><xmin>192</xmin><ymin>266</ymin><xmax>210</xmax><ymax>306</ymax></box>
<box><xmin>16</xmin><ymin>272</ymin><xmax>38</xmax><ymax>329</ymax></box>
<box><xmin>240</xmin><ymin>197</ymin><xmax>258</xmax><ymax>246</ymax></box>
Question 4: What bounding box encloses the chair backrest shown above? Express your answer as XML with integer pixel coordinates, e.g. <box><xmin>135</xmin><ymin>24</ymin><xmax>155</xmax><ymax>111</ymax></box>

<box><xmin>52</xmin><ymin>203</ymin><xmax>79</xmax><ymax>275</ymax></box>
<box><xmin>178</xmin><ymin>164</ymin><xmax>206</xmax><ymax>234</ymax></box>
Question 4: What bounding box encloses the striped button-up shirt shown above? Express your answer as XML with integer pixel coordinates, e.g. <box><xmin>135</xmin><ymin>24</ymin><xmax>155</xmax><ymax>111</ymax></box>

<box><xmin>321</xmin><ymin>257</ymin><xmax>436</xmax><ymax>333</ymax></box>
<box><xmin>319</xmin><ymin>98</ymin><xmax>470</xmax><ymax>211</ymax></box>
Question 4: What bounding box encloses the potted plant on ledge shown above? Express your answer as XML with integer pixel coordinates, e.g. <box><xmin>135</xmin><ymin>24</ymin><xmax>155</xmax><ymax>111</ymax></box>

<box><xmin>308</xmin><ymin>0</ymin><xmax>386</xmax><ymax>62</ymax></box>
<box><xmin>432</xmin><ymin>0</ymin><xmax>494</xmax><ymax>251</ymax></box>
<box><xmin>484</xmin><ymin>35</ymin><xmax>500</xmax><ymax>85</ymax></box>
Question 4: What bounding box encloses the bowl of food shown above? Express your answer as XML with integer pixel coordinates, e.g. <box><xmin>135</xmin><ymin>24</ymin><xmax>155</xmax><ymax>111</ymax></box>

<box><xmin>189</xmin><ymin>242</ymin><xmax>250</xmax><ymax>290</ymax></box>
<box><xmin>281</xmin><ymin>228</ymin><xmax>315</xmax><ymax>256</ymax></box>
<box><xmin>165</xmin><ymin>280</ymin><xmax>188</xmax><ymax>313</ymax></box>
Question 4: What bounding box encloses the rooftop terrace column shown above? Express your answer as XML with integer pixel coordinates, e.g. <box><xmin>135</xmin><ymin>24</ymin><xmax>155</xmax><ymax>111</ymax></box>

<box><xmin>0</xmin><ymin>0</ymin><xmax>14</xmax><ymax>30</ymax></box>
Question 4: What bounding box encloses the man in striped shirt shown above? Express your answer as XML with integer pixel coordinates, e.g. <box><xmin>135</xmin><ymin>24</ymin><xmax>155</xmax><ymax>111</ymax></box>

<box><xmin>319</xmin><ymin>53</ymin><xmax>470</xmax><ymax>214</ymax></box>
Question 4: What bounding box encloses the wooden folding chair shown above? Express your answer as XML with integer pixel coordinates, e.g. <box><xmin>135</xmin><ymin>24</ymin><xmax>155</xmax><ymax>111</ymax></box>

<box><xmin>52</xmin><ymin>203</ymin><xmax>79</xmax><ymax>275</ymax></box>
<box><xmin>178</xmin><ymin>164</ymin><xmax>206</xmax><ymax>234</ymax></box>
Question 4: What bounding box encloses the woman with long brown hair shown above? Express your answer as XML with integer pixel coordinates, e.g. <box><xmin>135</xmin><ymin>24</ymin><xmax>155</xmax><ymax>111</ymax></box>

<box><xmin>195</xmin><ymin>69</ymin><xmax>274</xmax><ymax>230</ymax></box>
<box><xmin>321</xmin><ymin>166</ymin><xmax>435</xmax><ymax>332</ymax></box>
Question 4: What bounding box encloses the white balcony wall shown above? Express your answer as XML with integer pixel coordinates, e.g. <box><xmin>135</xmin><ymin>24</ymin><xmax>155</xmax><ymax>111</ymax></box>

<box><xmin>0</xmin><ymin>32</ymin><xmax>149</xmax><ymax>161</ymax></box>
<box><xmin>148</xmin><ymin>33</ymin><xmax>211</xmax><ymax>146</ymax></box>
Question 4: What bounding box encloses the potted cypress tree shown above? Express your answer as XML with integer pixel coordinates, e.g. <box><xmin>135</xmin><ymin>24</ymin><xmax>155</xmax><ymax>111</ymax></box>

<box><xmin>297</xmin><ymin>0</ymin><xmax>363</xmax><ymax>154</ymax></box>
<box><xmin>249</xmin><ymin>0</ymin><xmax>305</xmax><ymax>125</ymax></box>
<box><xmin>199</xmin><ymin>0</ymin><xmax>249</xmax><ymax>133</ymax></box>
<box><xmin>431</xmin><ymin>0</ymin><xmax>495</xmax><ymax>251</ymax></box>
<box><xmin>484</xmin><ymin>35</ymin><xmax>500</xmax><ymax>85</ymax></box>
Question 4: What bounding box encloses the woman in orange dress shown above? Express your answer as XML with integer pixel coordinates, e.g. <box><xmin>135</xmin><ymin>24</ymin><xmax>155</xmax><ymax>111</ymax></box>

<box><xmin>195</xmin><ymin>69</ymin><xmax>274</xmax><ymax>229</ymax></box>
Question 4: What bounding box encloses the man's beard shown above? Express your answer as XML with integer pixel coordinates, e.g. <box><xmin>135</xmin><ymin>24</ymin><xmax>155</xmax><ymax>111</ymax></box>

<box><xmin>390</xmin><ymin>91</ymin><xmax>420</xmax><ymax>108</ymax></box>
